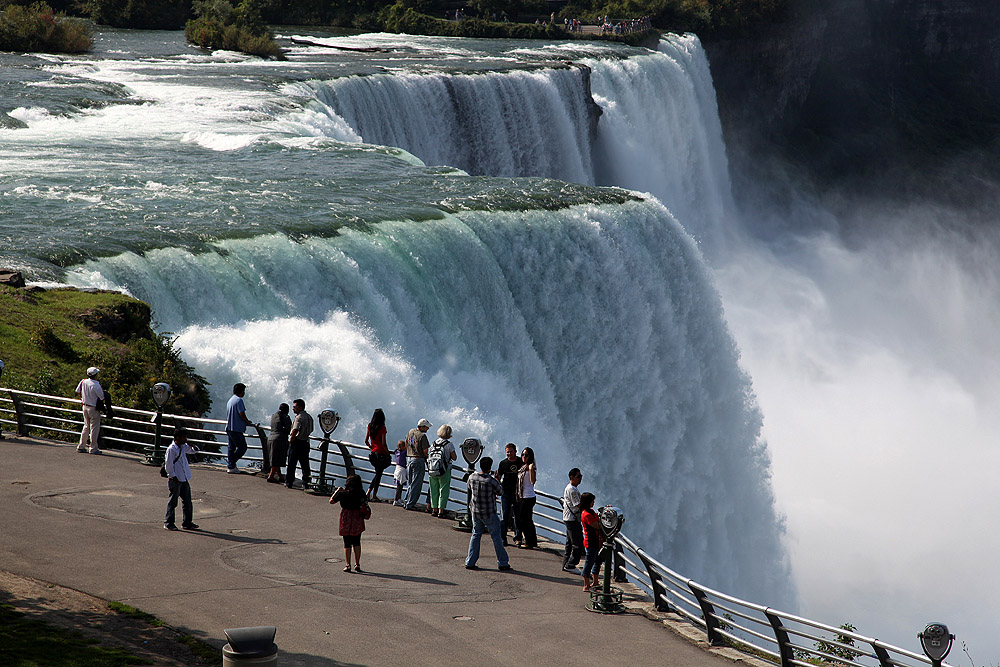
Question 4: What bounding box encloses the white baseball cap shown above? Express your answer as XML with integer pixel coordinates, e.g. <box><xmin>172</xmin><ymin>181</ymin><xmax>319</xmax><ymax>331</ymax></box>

<box><xmin>86</xmin><ymin>366</ymin><xmax>100</xmax><ymax>377</ymax></box>
<box><xmin>417</xmin><ymin>418</ymin><xmax>432</xmax><ymax>428</ymax></box>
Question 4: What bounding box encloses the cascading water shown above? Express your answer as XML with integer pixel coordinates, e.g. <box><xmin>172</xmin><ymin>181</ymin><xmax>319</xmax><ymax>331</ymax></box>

<box><xmin>5</xmin><ymin>30</ymin><xmax>793</xmax><ymax>610</ymax></box>
<box><xmin>67</xmin><ymin>196</ymin><xmax>791</xmax><ymax>605</ymax></box>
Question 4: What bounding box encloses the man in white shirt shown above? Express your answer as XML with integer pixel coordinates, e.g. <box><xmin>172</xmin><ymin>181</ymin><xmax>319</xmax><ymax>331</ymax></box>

<box><xmin>561</xmin><ymin>467</ymin><xmax>584</xmax><ymax>573</ymax></box>
<box><xmin>74</xmin><ymin>366</ymin><xmax>105</xmax><ymax>454</ymax></box>
<box><xmin>164</xmin><ymin>428</ymin><xmax>200</xmax><ymax>531</ymax></box>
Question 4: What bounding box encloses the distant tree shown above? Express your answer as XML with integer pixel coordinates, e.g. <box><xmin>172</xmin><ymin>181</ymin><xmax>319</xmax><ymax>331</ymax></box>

<box><xmin>185</xmin><ymin>0</ymin><xmax>282</xmax><ymax>58</ymax></box>
<box><xmin>80</xmin><ymin>0</ymin><xmax>192</xmax><ymax>29</ymax></box>
<box><xmin>0</xmin><ymin>1</ymin><xmax>92</xmax><ymax>52</ymax></box>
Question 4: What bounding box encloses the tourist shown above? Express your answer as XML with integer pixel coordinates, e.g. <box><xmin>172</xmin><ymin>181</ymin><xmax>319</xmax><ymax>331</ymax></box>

<box><xmin>392</xmin><ymin>439</ymin><xmax>407</xmax><ymax>506</ymax></box>
<box><xmin>163</xmin><ymin>428</ymin><xmax>200</xmax><ymax>531</ymax></box>
<box><xmin>561</xmin><ymin>467</ymin><xmax>584</xmax><ymax>573</ymax></box>
<box><xmin>403</xmin><ymin>418</ymin><xmax>431</xmax><ymax>510</ymax></box>
<box><xmin>365</xmin><ymin>408</ymin><xmax>391</xmax><ymax>501</ymax></box>
<box><xmin>286</xmin><ymin>398</ymin><xmax>314</xmax><ymax>489</ymax></box>
<box><xmin>427</xmin><ymin>424</ymin><xmax>457</xmax><ymax>517</ymax></box>
<box><xmin>495</xmin><ymin>442</ymin><xmax>520</xmax><ymax>546</ymax></box>
<box><xmin>330</xmin><ymin>474</ymin><xmax>371</xmax><ymax>572</ymax></box>
<box><xmin>580</xmin><ymin>492</ymin><xmax>602</xmax><ymax>590</ymax></box>
<box><xmin>265</xmin><ymin>403</ymin><xmax>291</xmax><ymax>483</ymax></box>
<box><xmin>225</xmin><ymin>383</ymin><xmax>256</xmax><ymax>474</ymax></box>
<box><xmin>464</xmin><ymin>456</ymin><xmax>511</xmax><ymax>571</ymax></box>
<box><xmin>74</xmin><ymin>366</ymin><xmax>105</xmax><ymax>454</ymax></box>
<box><xmin>517</xmin><ymin>446</ymin><xmax>538</xmax><ymax>549</ymax></box>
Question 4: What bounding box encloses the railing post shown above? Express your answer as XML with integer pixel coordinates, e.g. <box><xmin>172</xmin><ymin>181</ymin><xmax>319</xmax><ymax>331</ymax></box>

<box><xmin>765</xmin><ymin>609</ymin><xmax>795</xmax><ymax>667</ymax></box>
<box><xmin>10</xmin><ymin>391</ymin><xmax>29</xmax><ymax>437</ymax></box>
<box><xmin>872</xmin><ymin>642</ymin><xmax>894</xmax><ymax>667</ymax></box>
<box><xmin>635</xmin><ymin>549</ymin><xmax>671</xmax><ymax>612</ymax></box>
<box><xmin>689</xmin><ymin>582</ymin><xmax>725</xmax><ymax>646</ymax></box>
<box><xmin>252</xmin><ymin>424</ymin><xmax>268</xmax><ymax>469</ymax></box>
<box><xmin>333</xmin><ymin>440</ymin><xmax>355</xmax><ymax>478</ymax></box>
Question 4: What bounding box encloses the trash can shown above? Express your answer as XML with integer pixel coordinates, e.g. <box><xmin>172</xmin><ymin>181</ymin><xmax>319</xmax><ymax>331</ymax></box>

<box><xmin>222</xmin><ymin>626</ymin><xmax>278</xmax><ymax>666</ymax></box>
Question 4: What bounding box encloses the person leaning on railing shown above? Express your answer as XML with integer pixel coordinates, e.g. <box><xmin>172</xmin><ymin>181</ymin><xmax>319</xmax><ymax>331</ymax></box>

<box><xmin>74</xmin><ymin>366</ymin><xmax>105</xmax><ymax>455</ymax></box>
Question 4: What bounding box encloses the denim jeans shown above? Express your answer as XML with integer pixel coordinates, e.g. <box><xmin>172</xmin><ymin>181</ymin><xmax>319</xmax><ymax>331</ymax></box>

<box><xmin>583</xmin><ymin>544</ymin><xmax>603</xmax><ymax>579</ymax></box>
<box><xmin>500</xmin><ymin>492</ymin><xmax>519</xmax><ymax>542</ymax></box>
<box><xmin>466</xmin><ymin>512</ymin><xmax>509</xmax><ymax>568</ymax></box>
<box><xmin>226</xmin><ymin>431</ymin><xmax>248</xmax><ymax>469</ymax></box>
<box><xmin>404</xmin><ymin>458</ymin><xmax>426</xmax><ymax>509</ymax></box>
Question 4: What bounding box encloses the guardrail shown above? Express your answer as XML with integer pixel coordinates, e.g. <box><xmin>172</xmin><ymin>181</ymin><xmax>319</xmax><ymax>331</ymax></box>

<box><xmin>0</xmin><ymin>387</ymin><xmax>948</xmax><ymax>667</ymax></box>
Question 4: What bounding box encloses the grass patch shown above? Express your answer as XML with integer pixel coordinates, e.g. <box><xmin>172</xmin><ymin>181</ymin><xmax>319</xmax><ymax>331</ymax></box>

<box><xmin>107</xmin><ymin>602</ymin><xmax>163</xmax><ymax>627</ymax></box>
<box><xmin>0</xmin><ymin>603</ymin><xmax>152</xmax><ymax>666</ymax></box>
<box><xmin>0</xmin><ymin>285</ymin><xmax>211</xmax><ymax>419</ymax></box>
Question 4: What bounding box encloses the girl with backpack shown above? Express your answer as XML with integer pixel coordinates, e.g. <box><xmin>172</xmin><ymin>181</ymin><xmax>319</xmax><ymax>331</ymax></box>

<box><xmin>427</xmin><ymin>424</ymin><xmax>457</xmax><ymax>517</ymax></box>
<box><xmin>330</xmin><ymin>474</ymin><xmax>371</xmax><ymax>572</ymax></box>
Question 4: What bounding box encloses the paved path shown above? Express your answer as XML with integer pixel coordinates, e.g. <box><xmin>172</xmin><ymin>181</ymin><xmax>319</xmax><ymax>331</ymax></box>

<box><xmin>0</xmin><ymin>437</ymin><xmax>746</xmax><ymax>666</ymax></box>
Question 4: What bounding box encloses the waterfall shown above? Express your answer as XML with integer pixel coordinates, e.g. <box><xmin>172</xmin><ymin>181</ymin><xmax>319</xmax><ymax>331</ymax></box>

<box><xmin>68</xmin><ymin>198</ymin><xmax>792</xmax><ymax>605</ymax></box>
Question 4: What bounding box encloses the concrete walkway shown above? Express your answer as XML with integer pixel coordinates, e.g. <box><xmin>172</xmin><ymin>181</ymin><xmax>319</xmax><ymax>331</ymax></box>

<box><xmin>0</xmin><ymin>437</ymin><xmax>747</xmax><ymax>667</ymax></box>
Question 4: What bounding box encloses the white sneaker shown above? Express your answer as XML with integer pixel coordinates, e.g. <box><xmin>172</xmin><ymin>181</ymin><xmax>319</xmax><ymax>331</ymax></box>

<box><xmin>563</xmin><ymin>566</ymin><xmax>582</xmax><ymax>575</ymax></box>
<box><xmin>227</xmin><ymin>467</ymin><xmax>240</xmax><ymax>474</ymax></box>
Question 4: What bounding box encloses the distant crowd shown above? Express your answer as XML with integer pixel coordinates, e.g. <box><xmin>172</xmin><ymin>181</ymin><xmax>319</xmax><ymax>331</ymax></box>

<box><xmin>72</xmin><ymin>370</ymin><xmax>608</xmax><ymax>587</ymax></box>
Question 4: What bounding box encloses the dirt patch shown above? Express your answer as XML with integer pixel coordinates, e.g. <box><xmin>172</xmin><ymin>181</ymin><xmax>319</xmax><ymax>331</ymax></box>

<box><xmin>0</xmin><ymin>570</ymin><xmax>217</xmax><ymax>666</ymax></box>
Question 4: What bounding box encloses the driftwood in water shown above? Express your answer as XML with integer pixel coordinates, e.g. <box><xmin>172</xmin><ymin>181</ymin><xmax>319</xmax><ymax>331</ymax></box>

<box><xmin>290</xmin><ymin>38</ymin><xmax>389</xmax><ymax>53</ymax></box>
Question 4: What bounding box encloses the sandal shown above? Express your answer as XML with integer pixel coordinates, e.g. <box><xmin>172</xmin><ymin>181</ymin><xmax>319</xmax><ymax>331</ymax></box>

<box><xmin>354</xmin><ymin>565</ymin><xmax>362</xmax><ymax>573</ymax></box>
<box><xmin>343</xmin><ymin>566</ymin><xmax>352</xmax><ymax>573</ymax></box>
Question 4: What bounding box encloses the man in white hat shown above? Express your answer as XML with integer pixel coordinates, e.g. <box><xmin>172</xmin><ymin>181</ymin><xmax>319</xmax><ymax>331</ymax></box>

<box><xmin>75</xmin><ymin>366</ymin><xmax>105</xmax><ymax>454</ymax></box>
<box><xmin>403</xmin><ymin>417</ymin><xmax>432</xmax><ymax>510</ymax></box>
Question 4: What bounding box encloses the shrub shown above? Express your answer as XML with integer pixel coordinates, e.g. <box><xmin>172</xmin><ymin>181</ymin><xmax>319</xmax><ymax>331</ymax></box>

<box><xmin>0</xmin><ymin>2</ymin><xmax>93</xmax><ymax>53</ymax></box>
<box><xmin>185</xmin><ymin>0</ymin><xmax>282</xmax><ymax>58</ymax></box>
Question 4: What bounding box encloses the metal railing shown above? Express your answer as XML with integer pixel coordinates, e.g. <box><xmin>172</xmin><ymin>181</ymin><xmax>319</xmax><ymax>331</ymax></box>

<box><xmin>0</xmin><ymin>387</ymin><xmax>947</xmax><ymax>667</ymax></box>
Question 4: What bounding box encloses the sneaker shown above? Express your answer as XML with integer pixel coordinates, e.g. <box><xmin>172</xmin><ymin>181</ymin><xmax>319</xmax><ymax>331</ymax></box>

<box><xmin>226</xmin><ymin>467</ymin><xmax>239</xmax><ymax>474</ymax></box>
<box><xmin>164</xmin><ymin>524</ymin><xmax>179</xmax><ymax>531</ymax></box>
<box><xmin>393</xmin><ymin>501</ymin><xmax>404</xmax><ymax>507</ymax></box>
<box><xmin>181</xmin><ymin>523</ymin><xmax>200</xmax><ymax>530</ymax></box>
<box><xmin>563</xmin><ymin>566</ymin><xmax>582</xmax><ymax>575</ymax></box>
<box><xmin>498</xmin><ymin>564</ymin><xmax>512</xmax><ymax>571</ymax></box>
<box><xmin>77</xmin><ymin>448</ymin><xmax>87</xmax><ymax>453</ymax></box>
<box><xmin>89</xmin><ymin>450</ymin><xmax>102</xmax><ymax>455</ymax></box>
<box><xmin>465</xmin><ymin>564</ymin><xmax>479</xmax><ymax>570</ymax></box>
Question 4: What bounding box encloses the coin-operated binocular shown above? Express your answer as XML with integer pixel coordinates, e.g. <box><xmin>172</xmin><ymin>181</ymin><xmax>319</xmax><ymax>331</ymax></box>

<box><xmin>586</xmin><ymin>506</ymin><xmax>626</xmax><ymax>614</ymax></box>
<box><xmin>455</xmin><ymin>438</ymin><xmax>483</xmax><ymax>531</ymax></box>
<box><xmin>311</xmin><ymin>410</ymin><xmax>341</xmax><ymax>495</ymax></box>
<box><xmin>918</xmin><ymin>623</ymin><xmax>954</xmax><ymax>667</ymax></box>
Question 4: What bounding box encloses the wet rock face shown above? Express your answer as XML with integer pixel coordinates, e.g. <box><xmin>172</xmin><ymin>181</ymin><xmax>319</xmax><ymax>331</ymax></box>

<box><xmin>0</xmin><ymin>269</ymin><xmax>26</xmax><ymax>288</ymax></box>
<box><xmin>703</xmin><ymin>0</ymin><xmax>1000</xmax><ymax>189</ymax></box>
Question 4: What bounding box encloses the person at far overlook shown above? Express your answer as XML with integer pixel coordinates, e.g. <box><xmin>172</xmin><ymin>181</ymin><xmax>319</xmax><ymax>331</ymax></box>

<box><xmin>392</xmin><ymin>439</ymin><xmax>407</xmax><ymax>506</ymax></box>
<box><xmin>164</xmin><ymin>428</ymin><xmax>200</xmax><ymax>531</ymax></box>
<box><xmin>580</xmin><ymin>491</ymin><xmax>602</xmax><ymax>591</ymax></box>
<box><xmin>495</xmin><ymin>443</ymin><xmax>521</xmax><ymax>546</ymax></box>
<box><xmin>75</xmin><ymin>366</ymin><xmax>105</xmax><ymax>454</ymax></box>
<box><xmin>225</xmin><ymin>383</ymin><xmax>257</xmax><ymax>474</ymax></box>
<box><xmin>427</xmin><ymin>424</ymin><xmax>457</xmax><ymax>517</ymax></box>
<box><xmin>365</xmin><ymin>408</ymin><xmax>391</xmax><ymax>502</ymax></box>
<box><xmin>561</xmin><ymin>467</ymin><xmax>584</xmax><ymax>574</ymax></box>
<box><xmin>265</xmin><ymin>403</ymin><xmax>291</xmax><ymax>484</ymax></box>
<box><xmin>286</xmin><ymin>398</ymin><xmax>314</xmax><ymax>490</ymax></box>
<box><xmin>403</xmin><ymin>418</ymin><xmax>431</xmax><ymax>510</ymax></box>
<box><xmin>465</xmin><ymin>456</ymin><xmax>511</xmax><ymax>571</ymax></box>
<box><xmin>517</xmin><ymin>446</ymin><xmax>538</xmax><ymax>549</ymax></box>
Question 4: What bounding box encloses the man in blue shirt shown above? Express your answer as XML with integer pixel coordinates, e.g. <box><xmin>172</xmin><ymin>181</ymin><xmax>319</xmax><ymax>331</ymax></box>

<box><xmin>465</xmin><ymin>456</ymin><xmax>511</xmax><ymax>571</ymax></box>
<box><xmin>226</xmin><ymin>383</ymin><xmax>256</xmax><ymax>473</ymax></box>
